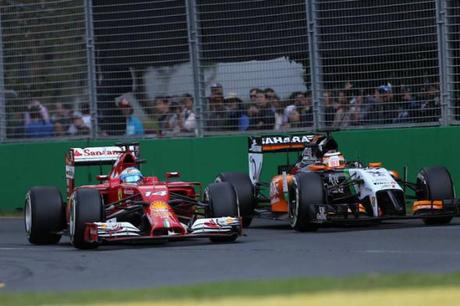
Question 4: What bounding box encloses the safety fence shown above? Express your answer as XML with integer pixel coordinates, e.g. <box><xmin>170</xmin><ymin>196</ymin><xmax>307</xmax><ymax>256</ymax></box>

<box><xmin>0</xmin><ymin>0</ymin><xmax>459</xmax><ymax>141</ymax></box>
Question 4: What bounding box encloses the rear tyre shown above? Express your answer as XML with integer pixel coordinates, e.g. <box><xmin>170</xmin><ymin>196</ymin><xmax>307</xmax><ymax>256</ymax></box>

<box><xmin>206</xmin><ymin>182</ymin><xmax>239</xmax><ymax>243</ymax></box>
<box><xmin>288</xmin><ymin>172</ymin><xmax>325</xmax><ymax>232</ymax></box>
<box><xmin>24</xmin><ymin>186</ymin><xmax>65</xmax><ymax>245</ymax></box>
<box><xmin>216</xmin><ymin>172</ymin><xmax>255</xmax><ymax>227</ymax></box>
<box><xmin>416</xmin><ymin>166</ymin><xmax>454</xmax><ymax>225</ymax></box>
<box><xmin>69</xmin><ymin>188</ymin><xmax>104</xmax><ymax>249</ymax></box>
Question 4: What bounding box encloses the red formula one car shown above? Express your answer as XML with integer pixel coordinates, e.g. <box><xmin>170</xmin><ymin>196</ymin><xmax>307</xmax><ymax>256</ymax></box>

<box><xmin>24</xmin><ymin>143</ymin><xmax>241</xmax><ymax>249</ymax></box>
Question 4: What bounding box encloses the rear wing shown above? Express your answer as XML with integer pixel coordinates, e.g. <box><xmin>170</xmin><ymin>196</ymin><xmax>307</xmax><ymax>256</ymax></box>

<box><xmin>65</xmin><ymin>143</ymin><xmax>140</xmax><ymax>200</ymax></box>
<box><xmin>248</xmin><ymin>134</ymin><xmax>317</xmax><ymax>184</ymax></box>
<box><xmin>66</xmin><ymin>144</ymin><xmax>139</xmax><ymax>166</ymax></box>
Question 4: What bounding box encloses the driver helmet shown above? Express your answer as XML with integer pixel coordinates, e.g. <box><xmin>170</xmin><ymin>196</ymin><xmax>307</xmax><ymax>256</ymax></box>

<box><xmin>120</xmin><ymin>167</ymin><xmax>143</xmax><ymax>184</ymax></box>
<box><xmin>322</xmin><ymin>151</ymin><xmax>345</xmax><ymax>168</ymax></box>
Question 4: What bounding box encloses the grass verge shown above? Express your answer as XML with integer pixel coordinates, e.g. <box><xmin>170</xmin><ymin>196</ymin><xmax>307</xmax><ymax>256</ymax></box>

<box><xmin>0</xmin><ymin>210</ymin><xmax>22</xmax><ymax>217</ymax></box>
<box><xmin>1</xmin><ymin>272</ymin><xmax>460</xmax><ymax>306</ymax></box>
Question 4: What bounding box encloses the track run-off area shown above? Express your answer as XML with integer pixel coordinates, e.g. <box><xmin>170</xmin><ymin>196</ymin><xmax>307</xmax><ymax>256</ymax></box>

<box><xmin>1</xmin><ymin>217</ymin><xmax>460</xmax><ymax>292</ymax></box>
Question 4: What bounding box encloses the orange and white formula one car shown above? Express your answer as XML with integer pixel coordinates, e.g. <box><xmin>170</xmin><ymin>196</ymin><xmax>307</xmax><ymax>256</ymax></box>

<box><xmin>24</xmin><ymin>143</ymin><xmax>241</xmax><ymax>249</ymax></box>
<box><xmin>216</xmin><ymin>134</ymin><xmax>460</xmax><ymax>231</ymax></box>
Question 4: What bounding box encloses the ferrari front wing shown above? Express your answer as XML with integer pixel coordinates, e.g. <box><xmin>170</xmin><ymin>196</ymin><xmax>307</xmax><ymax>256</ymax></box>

<box><xmin>83</xmin><ymin>217</ymin><xmax>241</xmax><ymax>244</ymax></box>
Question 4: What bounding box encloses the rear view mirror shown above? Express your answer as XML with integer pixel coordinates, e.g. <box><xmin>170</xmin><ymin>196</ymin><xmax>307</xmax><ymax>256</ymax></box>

<box><xmin>165</xmin><ymin>172</ymin><xmax>181</xmax><ymax>180</ymax></box>
<box><xmin>96</xmin><ymin>175</ymin><xmax>108</xmax><ymax>181</ymax></box>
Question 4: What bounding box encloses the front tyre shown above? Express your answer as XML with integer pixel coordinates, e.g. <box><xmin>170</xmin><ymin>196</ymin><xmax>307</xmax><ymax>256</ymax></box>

<box><xmin>205</xmin><ymin>182</ymin><xmax>239</xmax><ymax>243</ymax></box>
<box><xmin>216</xmin><ymin>172</ymin><xmax>255</xmax><ymax>227</ymax></box>
<box><xmin>416</xmin><ymin>166</ymin><xmax>454</xmax><ymax>225</ymax></box>
<box><xmin>25</xmin><ymin>186</ymin><xmax>65</xmax><ymax>245</ymax></box>
<box><xmin>288</xmin><ymin>172</ymin><xmax>325</xmax><ymax>232</ymax></box>
<box><xmin>69</xmin><ymin>188</ymin><xmax>104</xmax><ymax>249</ymax></box>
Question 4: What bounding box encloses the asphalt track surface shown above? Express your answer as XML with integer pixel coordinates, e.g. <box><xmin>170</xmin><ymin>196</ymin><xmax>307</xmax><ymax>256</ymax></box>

<box><xmin>1</xmin><ymin>217</ymin><xmax>460</xmax><ymax>292</ymax></box>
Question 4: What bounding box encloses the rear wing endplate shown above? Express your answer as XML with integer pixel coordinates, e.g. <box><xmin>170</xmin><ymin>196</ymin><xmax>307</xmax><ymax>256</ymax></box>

<box><xmin>248</xmin><ymin>134</ymin><xmax>316</xmax><ymax>184</ymax></box>
<box><xmin>64</xmin><ymin>144</ymin><xmax>139</xmax><ymax>201</ymax></box>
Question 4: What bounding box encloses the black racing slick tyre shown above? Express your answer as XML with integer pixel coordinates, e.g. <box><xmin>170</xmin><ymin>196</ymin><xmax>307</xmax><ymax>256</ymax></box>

<box><xmin>288</xmin><ymin>172</ymin><xmax>325</xmax><ymax>232</ymax></box>
<box><xmin>24</xmin><ymin>186</ymin><xmax>65</xmax><ymax>245</ymax></box>
<box><xmin>216</xmin><ymin>172</ymin><xmax>255</xmax><ymax>227</ymax></box>
<box><xmin>69</xmin><ymin>188</ymin><xmax>104</xmax><ymax>249</ymax></box>
<box><xmin>206</xmin><ymin>182</ymin><xmax>238</xmax><ymax>243</ymax></box>
<box><xmin>416</xmin><ymin>166</ymin><xmax>454</xmax><ymax>225</ymax></box>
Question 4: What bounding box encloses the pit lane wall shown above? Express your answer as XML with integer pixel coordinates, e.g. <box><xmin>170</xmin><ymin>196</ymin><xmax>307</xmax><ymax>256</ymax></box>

<box><xmin>1</xmin><ymin>126</ymin><xmax>459</xmax><ymax>211</ymax></box>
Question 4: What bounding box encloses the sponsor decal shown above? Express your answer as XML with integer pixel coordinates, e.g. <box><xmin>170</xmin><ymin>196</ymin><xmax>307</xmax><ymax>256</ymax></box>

<box><xmin>203</xmin><ymin>219</ymin><xmax>220</xmax><ymax>229</ymax></box>
<box><xmin>249</xmin><ymin>139</ymin><xmax>262</xmax><ymax>153</ymax></box>
<box><xmin>150</xmin><ymin>201</ymin><xmax>170</xmax><ymax>217</ymax></box>
<box><xmin>107</xmin><ymin>218</ymin><xmax>117</xmax><ymax>223</ymax></box>
<box><xmin>124</xmin><ymin>189</ymin><xmax>134</xmax><ymax>195</ymax></box>
<box><xmin>367</xmin><ymin>170</ymin><xmax>385</xmax><ymax>177</ymax></box>
<box><xmin>316</xmin><ymin>206</ymin><xmax>327</xmax><ymax>221</ymax></box>
<box><xmin>74</xmin><ymin>147</ymin><xmax>122</xmax><ymax>157</ymax></box>
<box><xmin>261</xmin><ymin>135</ymin><xmax>313</xmax><ymax>145</ymax></box>
<box><xmin>118</xmin><ymin>188</ymin><xmax>123</xmax><ymax>201</ymax></box>
<box><xmin>225</xmin><ymin>217</ymin><xmax>237</xmax><ymax>225</ymax></box>
<box><xmin>150</xmin><ymin>201</ymin><xmax>168</xmax><ymax>210</ymax></box>
<box><xmin>144</xmin><ymin>190</ymin><xmax>167</xmax><ymax>197</ymax></box>
<box><xmin>72</xmin><ymin>146</ymin><xmax>124</xmax><ymax>162</ymax></box>
<box><xmin>65</xmin><ymin>165</ymin><xmax>75</xmax><ymax>179</ymax></box>
<box><xmin>328</xmin><ymin>173</ymin><xmax>345</xmax><ymax>193</ymax></box>
<box><xmin>270</xmin><ymin>180</ymin><xmax>279</xmax><ymax>203</ymax></box>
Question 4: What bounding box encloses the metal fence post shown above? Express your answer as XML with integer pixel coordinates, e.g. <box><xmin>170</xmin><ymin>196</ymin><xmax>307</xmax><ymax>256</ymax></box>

<box><xmin>0</xmin><ymin>12</ymin><xmax>6</xmax><ymax>142</ymax></box>
<box><xmin>436</xmin><ymin>0</ymin><xmax>451</xmax><ymax>126</ymax></box>
<box><xmin>186</xmin><ymin>0</ymin><xmax>205</xmax><ymax>137</ymax></box>
<box><xmin>306</xmin><ymin>0</ymin><xmax>322</xmax><ymax>131</ymax></box>
<box><xmin>85</xmin><ymin>0</ymin><xmax>98</xmax><ymax>139</ymax></box>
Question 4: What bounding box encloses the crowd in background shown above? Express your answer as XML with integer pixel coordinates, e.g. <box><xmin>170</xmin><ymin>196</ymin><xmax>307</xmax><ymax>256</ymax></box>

<box><xmin>15</xmin><ymin>80</ymin><xmax>441</xmax><ymax>139</ymax></box>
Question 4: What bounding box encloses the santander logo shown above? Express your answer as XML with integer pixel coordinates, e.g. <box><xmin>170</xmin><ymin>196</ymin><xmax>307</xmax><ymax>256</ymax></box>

<box><xmin>73</xmin><ymin>147</ymin><xmax>122</xmax><ymax>159</ymax></box>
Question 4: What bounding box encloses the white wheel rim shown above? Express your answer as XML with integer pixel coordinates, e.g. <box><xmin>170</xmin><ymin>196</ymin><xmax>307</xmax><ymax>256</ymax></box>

<box><xmin>25</xmin><ymin>194</ymin><xmax>32</xmax><ymax>236</ymax></box>
<box><xmin>69</xmin><ymin>200</ymin><xmax>76</xmax><ymax>241</ymax></box>
<box><xmin>289</xmin><ymin>178</ymin><xmax>299</xmax><ymax>227</ymax></box>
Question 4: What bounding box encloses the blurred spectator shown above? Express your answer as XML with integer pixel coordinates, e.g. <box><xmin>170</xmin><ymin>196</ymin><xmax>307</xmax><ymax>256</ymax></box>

<box><xmin>118</xmin><ymin>97</ymin><xmax>144</xmax><ymax>136</ymax></box>
<box><xmin>25</xmin><ymin>99</ymin><xmax>50</xmax><ymax>126</ymax></box>
<box><xmin>224</xmin><ymin>92</ymin><xmax>249</xmax><ymax>131</ymax></box>
<box><xmin>299</xmin><ymin>90</ymin><xmax>314</xmax><ymax>127</ymax></box>
<box><xmin>25</xmin><ymin>105</ymin><xmax>54</xmax><ymax>138</ymax></box>
<box><xmin>264</xmin><ymin>88</ymin><xmax>276</xmax><ymax>101</ymax></box>
<box><xmin>80</xmin><ymin>102</ymin><xmax>92</xmax><ymax>130</ymax></box>
<box><xmin>379</xmin><ymin>83</ymin><xmax>397</xmax><ymax>124</ymax></box>
<box><xmin>332</xmin><ymin>90</ymin><xmax>351</xmax><ymax>128</ymax></box>
<box><xmin>323</xmin><ymin>90</ymin><xmax>336</xmax><ymax>126</ymax></box>
<box><xmin>264</xmin><ymin>88</ymin><xmax>284</xmax><ymax>130</ymax></box>
<box><xmin>51</xmin><ymin>102</ymin><xmax>72</xmax><ymax>136</ymax></box>
<box><xmin>285</xmin><ymin>91</ymin><xmax>313</xmax><ymax>128</ymax></box>
<box><xmin>143</xmin><ymin>96</ymin><xmax>165</xmax><ymax>134</ymax></box>
<box><xmin>179</xmin><ymin>94</ymin><xmax>197</xmax><ymax>133</ymax></box>
<box><xmin>248</xmin><ymin>89</ymin><xmax>275</xmax><ymax>130</ymax></box>
<box><xmin>361</xmin><ymin>84</ymin><xmax>393</xmax><ymax>125</ymax></box>
<box><xmin>393</xmin><ymin>86</ymin><xmax>415</xmax><ymax>123</ymax></box>
<box><xmin>349</xmin><ymin>90</ymin><xmax>364</xmax><ymax>126</ymax></box>
<box><xmin>284</xmin><ymin>92</ymin><xmax>300</xmax><ymax>128</ymax></box>
<box><xmin>67</xmin><ymin>111</ymin><xmax>90</xmax><ymax>136</ymax></box>
<box><xmin>361</xmin><ymin>88</ymin><xmax>381</xmax><ymax>125</ymax></box>
<box><xmin>418</xmin><ymin>84</ymin><xmax>441</xmax><ymax>122</ymax></box>
<box><xmin>156</xmin><ymin>97</ymin><xmax>180</xmax><ymax>136</ymax></box>
<box><xmin>248</xmin><ymin>87</ymin><xmax>259</xmax><ymax>105</ymax></box>
<box><xmin>207</xmin><ymin>83</ymin><xmax>226</xmax><ymax>131</ymax></box>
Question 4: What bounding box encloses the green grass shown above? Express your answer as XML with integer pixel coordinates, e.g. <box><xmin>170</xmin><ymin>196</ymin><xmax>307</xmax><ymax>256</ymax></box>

<box><xmin>1</xmin><ymin>272</ymin><xmax>460</xmax><ymax>306</ymax></box>
<box><xmin>0</xmin><ymin>210</ymin><xmax>22</xmax><ymax>217</ymax></box>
